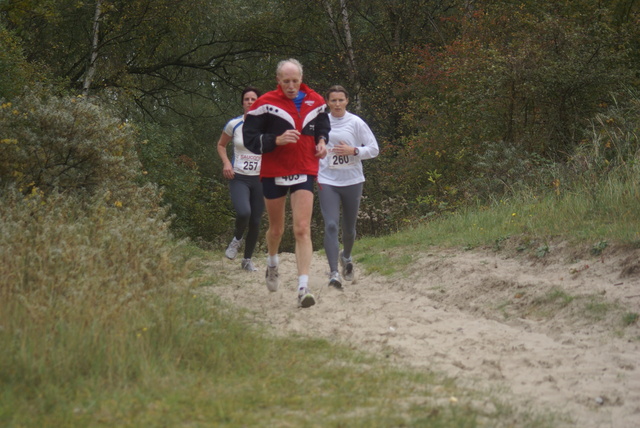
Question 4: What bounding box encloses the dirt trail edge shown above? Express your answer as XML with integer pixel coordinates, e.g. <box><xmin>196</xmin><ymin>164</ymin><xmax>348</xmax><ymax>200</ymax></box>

<box><xmin>203</xmin><ymin>246</ymin><xmax>640</xmax><ymax>428</ymax></box>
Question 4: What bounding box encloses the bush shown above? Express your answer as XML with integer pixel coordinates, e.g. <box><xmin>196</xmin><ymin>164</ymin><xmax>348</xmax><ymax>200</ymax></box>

<box><xmin>570</xmin><ymin>90</ymin><xmax>640</xmax><ymax>178</ymax></box>
<box><xmin>0</xmin><ymin>184</ymin><xmax>179</xmax><ymax>301</ymax></box>
<box><xmin>465</xmin><ymin>141</ymin><xmax>557</xmax><ymax>200</ymax></box>
<box><xmin>0</xmin><ymin>23</ymin><xmax>39</xmax><ymax>99</ymax></box>
<box><xmin>0</xmin><ymin>88</ymin><xmax>197</xmax><ymax>398</ymax></box>
<box><xmin>0</xmin><ymin>183</ymin><xmax>196</xmax><ymax>395</ymax></box>
<box><xmin>137</xmin><ymin>123</ymin><xmax>232</xmax><ymax>243</ymax></box>
<box><xmin>0</xmin><ymin>92</ymin><xmax>142</xmax><ymax>199</ymax></box>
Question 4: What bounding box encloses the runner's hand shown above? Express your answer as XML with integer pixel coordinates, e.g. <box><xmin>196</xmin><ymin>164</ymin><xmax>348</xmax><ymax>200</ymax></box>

<box><xmin>315</xmin><ymin>139</ymin><xmax>327</xmax><ymax>159</ymax></box>
<box><xmin>222</xmin><ymin>163</ymin><xmax>234</xmax><ymax>180</ymax></box>
<box><xmin>276</xmin><ymin>129</ymin><xmax>301</xmax><ymax>145</ymax></box>
<box><xmin>331</xmin><ymin>141</ymin><xmax>353</xmax><ymax>155</ymax></box>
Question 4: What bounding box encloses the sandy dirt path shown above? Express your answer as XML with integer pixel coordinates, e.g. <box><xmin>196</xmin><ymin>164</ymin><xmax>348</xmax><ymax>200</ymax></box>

<box><xmin>203</xmin><ymin>245</ymin><xmax>640</xmax><ymax>427</ymax></box>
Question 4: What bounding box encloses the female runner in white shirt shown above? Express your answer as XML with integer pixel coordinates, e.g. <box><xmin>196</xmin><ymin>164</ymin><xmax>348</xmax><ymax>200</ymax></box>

<box><xmin>318</xmin><ymin>85</ymin><xmax>379</xmax><ymax>288</ymax></box>
<box><xmin>217</xmin><ymin>87</ymin><xmax>264</xmax><ymax>271</ymax></box>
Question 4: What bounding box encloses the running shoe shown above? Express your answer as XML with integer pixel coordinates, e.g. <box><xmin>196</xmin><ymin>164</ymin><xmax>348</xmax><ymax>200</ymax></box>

<box><xmin>241</xmin><ymin>258</ymin><xmax>257</xmax><ymax>272</ymax></box>
<box><xmin>328</xmin><ymin>271</ymin><xmax>342</xmax><ymax>289</ymax></box>
<box><xmin>225</xmin><ymin>237</ymin><xmax>243</xmax><ymax>260</ymax></box>
<box><xmin>339</xmin><ymin>250</ymin><xmax>354</xmax><ymax>281</ymax></box>
<box><xmin>298</xmin><ymin>287</ymin><xmax>316</xmax><ymax>308</ymax></box>
<box><xmin>265</xmin><ymin>265</ymin><xmax>279</xmax><ymax>292</ymax></box>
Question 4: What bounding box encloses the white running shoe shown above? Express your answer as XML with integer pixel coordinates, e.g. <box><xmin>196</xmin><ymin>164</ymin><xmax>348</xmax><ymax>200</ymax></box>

<box><xmin>241</xmin><ymin>258</ymin><xmax>257</xmax><ymax>272</ymax></box>
<box><xmin>265</xmin><ymin>265</ymin><xmax>279</xmax><ymax>292</ymax></box>
<box><xmin>328</xmin><ymin>271</ymin><xmax>342</xmax><ymax>289</ymax></box>
<box><xmin>225</xmin><ymin>237</ymin><xmax>243</xmax><ymax>260</ymax></box>
<box><xmin>298</xmin><ymin>287</ymin><xmax>316</xmax><ymax>308</ymax></box>
<box><xmin>339</xmin><ymin>250</ymin><xmax>354</xmax><ymax>281</ymax></box>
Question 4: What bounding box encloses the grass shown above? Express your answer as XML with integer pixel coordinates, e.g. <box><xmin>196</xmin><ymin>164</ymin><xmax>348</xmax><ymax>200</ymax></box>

<box><xmin>2</xmin><ymin>149</ymin><xmax>638</xmax><ymax>428</ymax></box>
<box><xmin>622</xmin><ymin>312</ymin><xmax>639</xmax><ymax>326</ymax></box>
<box><xmin>0</xmin><ymin>186</ymin><xmax>558</xmax><ymax>427</ymax></box>
<box><xmin>356</xmin><ymin>168</ymin><xmax>640</xmax><ymax>273</ymax></box>
<box><xmin>353</xmin><ymin>169</ymin><xmax>640</xmax><ymax>338</ymax></box>
<box><xmin>2</xmin><ymin>295</ymin><xmax>468</xmax><ymax>427</ymax></box>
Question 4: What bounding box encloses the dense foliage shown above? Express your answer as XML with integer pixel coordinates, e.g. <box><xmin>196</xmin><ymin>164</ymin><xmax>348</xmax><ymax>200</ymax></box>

<box><xmin>1</xmin><ymin>0</ymin><xmax>639</xmax><ymax>246</ymax></box>
<box><xmin>1</xmin><ymin>3</ymin><xmax>637</xmax><ymax>426</ymax></box>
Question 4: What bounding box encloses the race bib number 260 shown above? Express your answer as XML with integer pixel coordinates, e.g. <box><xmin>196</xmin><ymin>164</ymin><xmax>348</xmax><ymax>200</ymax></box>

<box><xmin>328</xmin><ymin>148</ymin><xmax>355</xmax><ymax>169</ymax></box>
<box><xmin>275</xmin><ymin>174</ymin><xmax>307</xmax><ymax>186</ymax></box>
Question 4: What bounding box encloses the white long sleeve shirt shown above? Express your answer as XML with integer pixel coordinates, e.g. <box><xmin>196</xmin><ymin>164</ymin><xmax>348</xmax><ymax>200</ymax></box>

<box><xmin>318</xmin><ymin>111</ymin><xmax>379</xmax><ymax>186</ymax></box>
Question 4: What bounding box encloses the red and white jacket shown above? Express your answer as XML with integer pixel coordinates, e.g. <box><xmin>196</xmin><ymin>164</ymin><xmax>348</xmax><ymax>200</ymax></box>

<box><xmin>243</xmin><ymin>83</ymin><xmax>330</xmax><ymax>178</ymax></box>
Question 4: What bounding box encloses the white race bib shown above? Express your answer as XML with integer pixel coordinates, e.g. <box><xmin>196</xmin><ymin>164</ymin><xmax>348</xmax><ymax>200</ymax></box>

<box><xmin>327</xmin><ymin>147</ymin><xmax>356</xmax><ymax>169</ymax></box>
<box><xmin>234</xmin><ymin>153</ymin><xmax>261</xmax><ymax>174</ymax></box>
<box><xmin>275</xmin><ymin>174</ymin><xmax>307</xmax><ymax>186</ymax></box>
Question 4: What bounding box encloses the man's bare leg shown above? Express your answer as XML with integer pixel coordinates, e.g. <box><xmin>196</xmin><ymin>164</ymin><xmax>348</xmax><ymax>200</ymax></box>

<box><xmin>264</xmin><ymin>196</ymin><xmax>286</xmax><ymax>292</ymax></box>
<box><xmin>264</xmin><ymin>196</ymin><xmax>286</xmax><ymax>257</ymax></box>
<box><xmin>290</xmin><ymin>189</ymin><xmax>316</xmax><ymax>307</ymax></box>
<box><xmin>290</xmin><ymin>189</ymin><xmax>314</xmax><ymax>276</ymax></box>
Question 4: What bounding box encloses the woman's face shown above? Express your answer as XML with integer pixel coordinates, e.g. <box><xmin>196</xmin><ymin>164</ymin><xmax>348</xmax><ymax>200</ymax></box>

<box><xmin>242</xmin><ymin>91</ymin><xmax>259</xmax><ymax>113</ymax></box>
<box><xmin>327</xmin><ymin>91</ymin><xmax>349</xmax><ymax>117</ymax></box>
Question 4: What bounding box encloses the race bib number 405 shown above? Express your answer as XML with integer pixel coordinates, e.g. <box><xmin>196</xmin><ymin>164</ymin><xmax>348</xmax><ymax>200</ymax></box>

<box><xmin>234</xmin><ymin>153</ymin><xmax>261</xmax><ymax>174</ymax></box>
<box><xmin>328</xmin><ymin>148</ymin><xmax>355</xmax><ymax>169</ymax></box>
<box><xmin>275</xmin><ymin>174</ymin><xmax>307</xmax><ymax>186</ymax></box>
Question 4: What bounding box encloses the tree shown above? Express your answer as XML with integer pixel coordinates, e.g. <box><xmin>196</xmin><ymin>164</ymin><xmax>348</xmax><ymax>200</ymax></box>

<box><xmin>320</xmin><ymin>0</ymin><xmax>362</xmax><ymax>108</ymax></box>
<box><xmin>393</xmin><ymin>0</ymin><xmax>638</xmax><ymax>208</ymax></box>
<box><xmin>1</xmin><ymin>0</ymin><xmax>280</xmax><ymax>110</ymax></box>
<box><xmin>82</xmin><ymin>0</ymin><xmax>101</xmax><ymax>96</ymax></box>
<box><xmin>0</xmin><ymin>22</ymin><xmax>40</xmax><ymax>99</ymax></box>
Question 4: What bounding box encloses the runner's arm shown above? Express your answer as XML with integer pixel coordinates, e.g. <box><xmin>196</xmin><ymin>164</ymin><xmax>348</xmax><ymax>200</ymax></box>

<box><xmin>243</xmin><ymin>113</ymin><xmax>277</xmax><ymax>154</ymax></box>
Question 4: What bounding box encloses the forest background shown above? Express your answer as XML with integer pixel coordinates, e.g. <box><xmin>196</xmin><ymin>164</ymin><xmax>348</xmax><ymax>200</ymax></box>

<box><xmin>2</xmin><ymin>1</ymin><xmax>640</xmax><ymax>426</ymax></box>
<box><xmin>1</xmin><ymin>0</ymin><xmax>639</xmax><ymax>247</ymax></box>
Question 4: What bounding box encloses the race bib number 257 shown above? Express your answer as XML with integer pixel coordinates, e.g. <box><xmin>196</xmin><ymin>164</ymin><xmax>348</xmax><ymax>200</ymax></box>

<box><xmin>235</xmin><ymin>153</ymin><xmax>261</xmax><ymax>173</ymax></box>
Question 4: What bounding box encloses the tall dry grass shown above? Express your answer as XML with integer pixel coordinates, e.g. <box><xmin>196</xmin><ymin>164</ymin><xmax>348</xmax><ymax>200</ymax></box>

<box><xmin>0</xmin><ymin>184</ymin><xmax>195</xmax><ymax>392</ymax></box>
<box><xmin>0</xmin><ymin>92</ymin><xmax>210</xmax><ymax>420</ymax></box>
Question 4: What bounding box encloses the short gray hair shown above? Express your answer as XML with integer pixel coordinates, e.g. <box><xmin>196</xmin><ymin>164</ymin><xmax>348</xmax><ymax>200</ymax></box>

<box><xmin>276</xmin><ymin>58</ymin><xmax>303</xmax><ymax>77</ymax></box>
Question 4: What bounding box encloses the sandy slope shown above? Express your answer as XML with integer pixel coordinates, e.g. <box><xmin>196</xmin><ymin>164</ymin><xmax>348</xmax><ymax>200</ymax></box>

<box><xmin>203</xmin><ymin>244</ymin><xmax>640</xmax><ymax>427</ymax></box>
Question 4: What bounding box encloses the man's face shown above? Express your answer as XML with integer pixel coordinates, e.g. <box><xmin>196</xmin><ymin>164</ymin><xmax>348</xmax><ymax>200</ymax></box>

<box><xmin>277</xmin><ymin>64</ymin><xmax>302</xmax><ymax>99</ymax></box>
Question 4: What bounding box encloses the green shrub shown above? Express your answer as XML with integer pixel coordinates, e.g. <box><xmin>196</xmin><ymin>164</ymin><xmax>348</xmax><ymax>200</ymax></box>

<box><xmin>0</xmin><ymin>92</ymin><xmax>141</xmax><ymax>199</ymax></box>
<box><xmin>466</xmin><ymin>141</ymin><xmax>558</xmax><ymax>200</ymax></box>
<box><xmin>137</xmin><ymin>123</ymin><xmax>232</xmax><ymax>243</ymax></box>
<box><xmin>0</xmin><ymin>23</ymin><xmax>38</xmax><ymax>99</ymax></box>
<box><xmin>0</xmin><ymin>89</ymin><xmax>198</xmax><ymax>402</ymax></box>
<box><xmin>0</xmin><ymin>183</ymin><xmax>195</xmax><ymax>394</ymax></box>
<box><xmin>570</xmin><ymin>89</ymin><xmax>640</xmax><ymax>178</ymax></box>
<box><xmin>0</xmin><ymin>182</ymin><xmax>179</xmax><ymax>296</ymax></box>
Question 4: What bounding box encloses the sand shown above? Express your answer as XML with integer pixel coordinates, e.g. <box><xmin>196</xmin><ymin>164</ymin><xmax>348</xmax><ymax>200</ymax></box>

<box><xmin>204</xmin><ymin>243</ymin><xmax>640</xmax><ymax>427</ymax></box>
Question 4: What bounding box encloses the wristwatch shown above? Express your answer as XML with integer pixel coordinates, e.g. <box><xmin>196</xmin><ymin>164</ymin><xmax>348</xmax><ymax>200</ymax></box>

<box><xmin>353</xmin><ymin>148</ymin><xmax>359</xmax><ymax>156</ymax></box>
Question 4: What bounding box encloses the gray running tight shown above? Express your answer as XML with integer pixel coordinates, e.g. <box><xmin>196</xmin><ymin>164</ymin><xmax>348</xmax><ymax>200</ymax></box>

<box><xmin>229</xmin><ymin>174</ymin><xmax>264</xmax><ymax>259</ymax></box>
<box><xmin>318</xmin><ymin>182</ymin><xmax>363</xmax><ymax>273</ymax></box>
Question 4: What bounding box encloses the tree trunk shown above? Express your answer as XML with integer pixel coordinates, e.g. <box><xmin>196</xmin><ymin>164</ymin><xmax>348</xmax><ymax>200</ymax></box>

<box><xmin>339</xmin><ymin>0</ymin><xmax>361</xmax><ymax>110</ymax></box>
<box><xmin>82</xmin><ymin>0</ymin><xmax>102</xmax><ymax>97</ymax></box>
<box><xmin>321</xmin><ymin>0</ymin><xmax>362</xmax><ymax>110</ymax></box>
